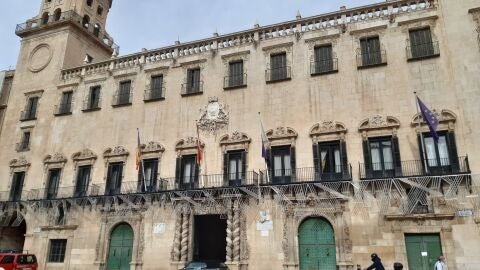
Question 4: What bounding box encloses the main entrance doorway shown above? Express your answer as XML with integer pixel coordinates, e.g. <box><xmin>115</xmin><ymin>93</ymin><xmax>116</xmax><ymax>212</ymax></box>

<box><xmin>0</xmin><ymin>212</ymin><xmax>26</xmax><ymax>252</ymax></box>
<box><xmin>405</xmin><ymin>234</ymin><xmax>442</xmax><ymax>270</ymax></box>
<box><xmin>106</xmin><ymin>223</ymin><xmax>134</xmax><ymax>270</ymax></box>
<box><xmin>298</xmin><ymin>218</ymin><xmax>336</xmax><ymax>270</ymax></box>
<box><xmin>193</xmin><ymin>215</ymin><xmax>227</xmax><ymax>261</ymax></box>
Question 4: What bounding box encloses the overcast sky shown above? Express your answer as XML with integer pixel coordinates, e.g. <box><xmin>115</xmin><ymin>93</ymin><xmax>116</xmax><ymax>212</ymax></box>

<box><xmin>0</xmin><ymin>0</ymin><xmax>375</xmax><ymax>70</ymax></box>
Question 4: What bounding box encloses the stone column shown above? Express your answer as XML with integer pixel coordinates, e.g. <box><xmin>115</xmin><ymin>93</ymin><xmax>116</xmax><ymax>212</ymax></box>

<box><xmin>232</xmin><ymin>202</ymin><xmax>241</xmax><ymax>262</ymax></box>
<box><xmin>180</xmin><ymin>213</ymin><xmax>190</xmax><ymax>262</ymax></box>
<box><xmin>226</xmin><ymin>208</ymin><xmax>234</xmax><ymax>262</ymax></box>
<box><xmin>171</xmin><ymin>213</ymin><xmax>182</xmax><ymax>262</ymax></box>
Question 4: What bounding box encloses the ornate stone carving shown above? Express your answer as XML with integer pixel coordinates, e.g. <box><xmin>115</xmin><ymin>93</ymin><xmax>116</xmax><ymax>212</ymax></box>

<box><xmin>72</xmin><ymin>149</ymin><xmax>97</xmax><ymax>161</ymax></box>
<box><xmin>358</xmin><ymin>115</ymin><xmax>401</xmax><ymax>131</ymax></box>
<box><xmin>103</xmin><ymin>146</ymin><xmax>129</xmax><ymax>158</ymax></box>
<box><xmin>141</xmin><ymin>141</ymin><xmax>165</xmax><ymax>154</ymax></box>
<box><xmin>411</xmin><ymin>109</ymin><xmax>456</xmax><ymax>127</ymax></box>
<box><xmin>9</xmin><ymin>157</ymin><xmax>31</xmax><ymax>168</ymax></box>
<box><xmin>43</xmin><ymin>152</ymin><xmax>68</xmax><ymax>165</ymax></box>
<box><xmin>266</xmin><ymin>127</ymin><xmax>298</xmax><ymax>140</ymax></box>
<box><xmin>175</xmin><ymin>137</ymin><xmax>204</xmax><ymax>151</ymax></box>
<box><xmin>171</xmin><ymin>213</ymin><xmax>182</xmax><ymax>262</ymax></box>
<box><xmin>310</xmin><ymin>121</ymin><xmax>347</xmax><ymax>136</ymax></box>
<box><xmin>226</xmin><ymin>209</ymin><xmax>234</xmax><ymax>262</ymax></box>
<box><xmin>219</xmin><ymin>131</ymin><xmax>251</xmax><ymax>146</ymax></box>
<box><xmin>180</xmin><ymin>213</ymin><xmax>190</xmax><ymax>262</ymax></box>
<box><xmin>232</xmin><ymin>201</ymin><xmax>241</xmax><ymax>262</ymax></box>
<box><xmin>197</xmin><ymin>97</ymin><xmax>229</xmax><ymax>135</ymax></box>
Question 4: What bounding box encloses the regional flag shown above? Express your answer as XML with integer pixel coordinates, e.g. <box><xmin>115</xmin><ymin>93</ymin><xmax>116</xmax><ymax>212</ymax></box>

<box><xmin>136</xmin><ymin>128</ymin><xmax>142</xmax><ymax>170</ymax></box>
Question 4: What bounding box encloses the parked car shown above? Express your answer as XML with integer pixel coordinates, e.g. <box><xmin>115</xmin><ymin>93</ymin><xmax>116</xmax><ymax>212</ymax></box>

<box><xmin>182</xmin><ymin>261</ymin><xmax>229</xmax><ymax>270</ymax></box>
<box><xmin>0</xmin><ymin>252</ymin><xmax>37</xmax><ymax>270</ymax></box>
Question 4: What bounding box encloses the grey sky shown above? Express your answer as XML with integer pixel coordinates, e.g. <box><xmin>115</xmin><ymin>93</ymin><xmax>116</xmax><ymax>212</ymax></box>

<box><xmin>0</xmin><ymin>0</ymin><xmax>375</xmax><ymax>70</ymax></box>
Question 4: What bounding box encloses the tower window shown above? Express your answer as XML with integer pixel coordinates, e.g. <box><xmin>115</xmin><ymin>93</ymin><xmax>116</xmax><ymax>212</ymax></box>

<box><xmin>54</xmin><ymin>8</ymin><xmax>61</xmax><ymax>21</ymax></box>
<box><xmin>97</xmin><ymin>6</ymin><xmax>104</xmax><ymax>15</ymax></box>
<box><xmin>86</xmin><ymin>0</ymin><xmax>93</xmax><ymax>7</ymax></box>
<box><xmin>41</xmin><ymin>12</ymin><xmax>49</xmax><ymax>25</ymax></box>
<box><xmin>82</xmin><ymin>15</ymin><xmax>90</xmax><ymax>29</ymax></box>
<box><xmin>93</xmin><ymin>24</ymin><xmax>101</xmax><ymax>37</ymax></box>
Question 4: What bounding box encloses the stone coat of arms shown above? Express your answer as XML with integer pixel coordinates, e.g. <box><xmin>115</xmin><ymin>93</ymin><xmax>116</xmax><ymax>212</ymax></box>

<box><xmin>197</xmin><ymin>97</ymin><xmax>229</xmax><ymax>135</ymax></box>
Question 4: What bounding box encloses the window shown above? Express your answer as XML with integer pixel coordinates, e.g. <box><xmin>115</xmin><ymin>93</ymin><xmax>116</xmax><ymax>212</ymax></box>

<box><xmin>56</xmin><ymin>91</ymin><xmax>73</xmax><ymax>115</ymax></box>
<box><xmin>74</xmin><ymin>165</ymin><xmax>91</xmax><ymax>197</ymax></box>
<box><xmin>86</xmin><ymin>0</ymin><xmax>93</xmax><ymax>7</ymax></box>
<box><xmin>85</xmin><ymin>85</ymin><xmax>101</xmax><ymax>110</ymax></box>
<box><xmin>409</xmin><ymin>28</ymin><xmax>438</xmax><ymax>59</ymax></box>
<box><xmin>359</xmin><ymin>36</ymin><xmax>383</xmax><ymax>67</ymax></box>
<box><xmin>9</xmin><ymin>172</ymin><xmax>25</xmax><ymax>202</ymax></box>
<box><xmin>138</xmin><ymin>159</ymin><xmax>159</xmax><ymax>192</ymax></box>
<box><xmin>176</xmin><ymin>155</ymin><xmax>198</xmax><ymax>189</ymax></box>
<box><xmin>268</xmin><ymin>53</ymin><xmax>289</xmax><ymax>81</ymax></box>
<box><xmin>362</xmin><ymin>136</ymin><xmax>401</xmax><ymax>178</ymax></box>
<box><xmin>93</xmin><ymin>24</ymin><xmax>100</xmax><ymax>37</ymax></box>
<box><xmin>97</xmin><ymin>6</ymin><xmax>104</xmax><ymax>15</ymax></box>
<box><xmin>420</xmin><ymin>131</ymin><xmax>459</xmax><ymax>174</ymax></box>
<box><xmin>313</xmin><ymin>141</ymin><xmax>348</xmax><ymax>181</ymax></box>
<box><xmin>184</xmin><ymin>68</ymin><xmax>201</xmax><ymax>94</ymax></box>
<box><xmin>84</xmin><ymin>54</ymin><xmax>93</xmax><ymax>64</ymax></box>
<box><xmin>21</xmin><ymin>96</ymin><xmax>39</xmax><ymax>121</ymax></box>
<box><xmin>115</xmin><ymin>80</ymin><xmax>132</xmax><ymax>105</ymax></box>
<box><xmin>225</xmin><ymin>61</ymin><xmax>245</xmax><ymax>88</ymax></box>
<box><xmin>224</xmin><ymin>150</ymin><xmax>246</xmax><ymax>186</ymax></box>
<box><xmin>0</xmin><ymin>255</ymin><xmax>14</xmax><ymax>264</ymax></box>
<box><xmin>41</xmin><ymin>12</ymin><xmax>49</xmax><ymax>25</ymax></box>
<box><xmin>17</xmin><ymin>131</ymin><xmax>31</xmax><ymax>152</ymax></box>
<box><xmin>46</xmin><ymin>169</ymin><xmax>61</xmax><ymax>199</ymax></box>
<box><xmin>267</xmin><ymin>146</ymin><xmax>295</xmax><ymax>184</ymax></box>
<box><xmin>48</xmin><ymin>239</ymin><xmax>67</xmax><ymax>263</ymax></box>
<box><xmin>53</xmin><ymin>9</ymin><xmax>61</xmax><ymax>21</ymax></box>
<box><xmin>17</xmin><ymin>255</ymin><xmax>37</xmax><ymax>264</ymax></box>
<box><xmin>82</xmin><ymin>15</ymin><xmax>90</xmax><ymax>29</ymax></box>
<box><xmin>312</xmin><ymin>45</ymin><xmax>336</xmax><ymax>74</ymax></box>
<box><xmin>105</xmin><ymin>162</ymin><xmax>123</xmax><ymax>195</ymax></box>
<box><xmin>145</xmin><ymin>75</ymin><xmax>164</xmax><ymax>100</ymax></box>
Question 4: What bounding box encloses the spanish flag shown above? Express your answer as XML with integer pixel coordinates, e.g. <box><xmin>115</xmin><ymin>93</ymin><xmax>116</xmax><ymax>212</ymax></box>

<box><xmin>136</xmin><ymin>128</ymin><xmax>142</xmax><ymax>170</ymax></box>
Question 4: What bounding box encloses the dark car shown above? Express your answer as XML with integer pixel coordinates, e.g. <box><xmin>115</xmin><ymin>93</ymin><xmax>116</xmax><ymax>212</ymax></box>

<box><xmin>182</xmin><ymin>261</ymin><xmax>229</xmax><ymax>270</ymax></box>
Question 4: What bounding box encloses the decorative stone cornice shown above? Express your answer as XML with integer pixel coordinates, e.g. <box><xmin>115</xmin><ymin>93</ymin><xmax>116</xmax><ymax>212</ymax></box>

<box><xmin>411</xmin><ymin>109</ymin><xmax>456</xmax><ymax>127</ymax></box>
<box><xmin>44</xmin><ymin>153</ymin><xmax>68</xmax><ymax>165</ymax></box>
<box><xmin>9</xmin><ymin>156</ymin><xmax>31</xmax><ymax>168</ymax></box>
<box><xmin>358</xmin><ymin>115</ymin><xmax>400</xmax><ymax>132</ymax></box>
<box><xmin>72</xmin><ymin>149</ymin><xmax>98</xmax><ymax>161</ymax></box>
<box><xmin>141</xmin><ymin>141</ymin><xmax>165</xmax><ymax>154</ymax></box>
<box><xmin>175</xmin><ymin>137</ymin><xmax>205</xmax><ymax>151</ymax></box>
<box><xmin>103</xmin><ymin>146</ymin><xmax>129</xmax><ymax>158</ymax></box>
<box><xmin>220</xmin><ymin>131</ymin><xmax>251</xmax><ymax>146</ymax></box>
<box><xmin>310</xmin><ymin>121</ymin><xmax>347</xmax><ymax>137</ymax></box>
<box><xmin>266</xmin><ymin>127</ymin><xmax>298</xmax><ymax>141</ymax></box>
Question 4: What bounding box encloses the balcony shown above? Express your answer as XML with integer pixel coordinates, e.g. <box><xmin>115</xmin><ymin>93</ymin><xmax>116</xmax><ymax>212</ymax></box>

<box><xmin>20</xmin><ymin>110</ymin><xmax>36</xmax><ymax>121</ymax></box>
<box><xmin>112</xmin><ymin>92</ymin><xmax>133</xmax><ymax>107</ymax></box>
<box><xmin>310</xmin><ymin>58</ymin><xmax>338</xmax><ymax>76</ymax></box>
<box><xmin>265</xmin><ymin>66</ymin><xmax>291</xmax><ymax>83</ymax></box>
<box><xmin>181</xmin><ymin>81</ymin><xmax>203</xmax><ymax>96</ymax></box>
<box><xmin>356</xmin><ymin>50</ymin><xmax>387</xmax><ymax>69</ymax></box>
<box><xmin>144</xmin><ymin>87</ymin><xmax>165</xmax><ymax>102</ymax></box>
<box><xmin>15</xmin><ymin>141</ymin><xmax>30</xmax><ymax>152</ymax></box>
<box><xmin>224</xmin><ymin>74</ymin><xmax>247</xmax><ymax>90</ymax></box>
<box><xmin>82</xmin><ymin>97</ymin><xmax>102</xmax><ymax>112</ymax></box>
<box><xmin>359</xmin><ymin>156</ymin><xmax>470</xmax><ymax>180</ymax></box>
<box><xmin>259</xmin><ymin>166</ymin><xmax>352</xmax><ymax>185</ymax></box>
<box><xmin>54</xmin><ymin>103</ymin><xmax>72</xmax><ymax>116</ymax></box>
<box><xmin>15</xmin><ymin>10</ymin><xmax>117</xmax><ymax>52</ymax></box>
<box><xmin>406</xmin><ymin>41</ymin><xmax>440</xmax><ymax>61</ymax></box>
<box><xmin>0</xmin><ymin>189</ymin><xmax>26</xmax><ymax>202</ymax></box>
<box><xmin>26</xmin><ymin>185</ymin><xmax>100</xmax><ymax>201</ymax></box>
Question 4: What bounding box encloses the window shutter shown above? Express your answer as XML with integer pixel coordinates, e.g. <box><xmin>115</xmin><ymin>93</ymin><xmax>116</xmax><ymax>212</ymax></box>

<box><xmin>392</xmin><ymin>136</ymin><xmax>402</xmax><ymax>177</ymax></box>
<box><xmin>266</xmin><ymin>148</ymin><xmax>272</xmax><ymax>179</ymax></box>
<box><xmin>117</xmin><ymin>165</ymin><xmax>123</xmax><ymax>190</ymax></box>
<box><xmin>340</xmin><ymin>140</ymin><xmax>349</xmax><ymax>178</ymax></box>
<box><xmin>312</xmin><ymin>143</ymin><xmax>320</xmax><ymax>175</ymax></box>
<box><xmin>417</xmin><ymin>134</ymin><xmax>426</xmax><ymax>174</ymax></box>
<box><xmin>447</xmin><ymin>131</ymin><xmax>459</xmax><ymax>172</ymax></box>
<box><xmin>175</xmin><ymin>157</ymin><xmax>182</xmax><ymax>189</ymax></box>
<box><xmin>223</xmin><ymin>152</ymin><xmax>229</xmax><ymax>184</ymax></box>
<box><xmin>290</xmin><ymin>145</ymin><xmax>296</xmax><ymax>182</ymax></box>
<box><xmin>241</xmin><ymin>151</ymin><xmax>247</xmax><ymax>183</ymax></box>
<box><xmin>362</xmin><ymin>139</ymin><xmax>371</xmax><ymax>178</ymax></box>
<box><xmin>194</xmin><ymin>160</ymin><xmax>200</xmax><ymax>188</ymax></box>
<box><xmin>153</xmin><ymin>159</ymin><xmax>159</xmax><ymax>190</ymax></box>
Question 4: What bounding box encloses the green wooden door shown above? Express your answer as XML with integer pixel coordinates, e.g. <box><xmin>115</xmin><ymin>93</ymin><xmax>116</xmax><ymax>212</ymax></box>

<box><xmin>405</xmin><ymin>234</ymin><xmax>442</xmax><ymax>270</ymax></box>
<box><xmin>299</xmin><ymin>218</ymin><xmax>336</xmax><ymax>270</ymax></box>
<box><xmin>107</xmin><ymin>224</ymin><xmax>134</xmax><ymax>270</ymax></box>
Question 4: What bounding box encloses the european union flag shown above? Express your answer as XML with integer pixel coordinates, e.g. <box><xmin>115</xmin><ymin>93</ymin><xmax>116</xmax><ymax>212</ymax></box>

<box><xmin>417</xmin><ymin>97</ymin><xmax>439</xmax><ymax>141</ymax></box>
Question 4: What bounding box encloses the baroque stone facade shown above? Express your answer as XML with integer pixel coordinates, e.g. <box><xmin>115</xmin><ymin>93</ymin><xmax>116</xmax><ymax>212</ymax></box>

<box><xmin>1</xmin><ymin>0</ymin><xmax>480</xmax><ymax>270</ymax></box>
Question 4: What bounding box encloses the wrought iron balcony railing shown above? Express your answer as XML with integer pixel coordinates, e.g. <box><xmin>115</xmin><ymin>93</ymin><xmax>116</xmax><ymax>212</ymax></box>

<box><xmin>181</xmin><ymin>81</ymin><xmax>203</xmax><ymax>96</ymax></box>
<box><xmin>20</xmin><ymin>110</ymin><xmax>36</xmax><ymax>121</ymax></box>
<box><xmin>112</xmin><ymin>92</ymin><xmax>133</xmax><ymax>107</ymax></box>
<box><xmin>54</xmin><ymin>103</ymin><xmax>72</xmax><ymax>116</ymax></box>
<box><xmin>356</xmin><ymin>50</ymin><xmax>387</xmax><ymax>68</ymax></box>
<box><xmin>359</xmin><ymin>156</ymin><xmax>470</xmax><ymax>180</ymax></box>
<box><xmin>310</xmin><ymin>58</ymin><xmax>338</xmax><ymax>75</ymax></box>
<box><xmin>0</xmin><ymin>189</ymin><xmax>27</xmax><ymax>202</ymax></box>
<box><xmin>82</xmin><ymin>96</ymin><xmax>102</xmax><ymax>111</ymax></box>
<box><xmin>224</xmin><ymin>74</ymin><xmax>247</xmax><ymax>89</ymax></box>
<box><xmin>265</xmin><ymin>66</ymin><xmax>291</xmax><ymax>83</ymax></box>
<box><xmin>26</xmin><ymin>184</ymin><xmax>100</xmax><ymax>201</ymax></box>
<box><xmin>15</xmin><ymin>10</ymin><xmax>117</xmax><ymax>51</ymax></box>
<box><xmin>144</xmin><ymin>87</ymin><xmax>165</xmax><ymax>101</ymax></box>
<box><xmin>259</xmin><ymin>166</ymin><xmax>352</xmax><ymax>185</ymax></box>
<box><xmin>406</xmin><ymin>41</ymin><xmax>440</xmax><ymax>60</ymax></box>
<box><xmin>15</xmin><ymin>141</ymin><xmax>30</xmax><ymax>152</ymax></box>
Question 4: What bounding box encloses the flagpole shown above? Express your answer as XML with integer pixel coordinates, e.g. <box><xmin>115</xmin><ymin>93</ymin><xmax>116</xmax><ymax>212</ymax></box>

<box><xmin>414</xmin><ymin>92</ymin><xmax>429</xmax><ymax>174</ymax></box>
<box><xmin>138</xmin><ymin>128</ymin><xmax>148</xmax><ymax>192</ymax></box>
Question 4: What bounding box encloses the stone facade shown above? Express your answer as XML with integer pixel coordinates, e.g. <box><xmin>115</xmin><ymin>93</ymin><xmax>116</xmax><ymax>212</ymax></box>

<box><xmin>1</xmin><ymin>0</ymin><xmax>480</xmax><ymax>269</ymax></box>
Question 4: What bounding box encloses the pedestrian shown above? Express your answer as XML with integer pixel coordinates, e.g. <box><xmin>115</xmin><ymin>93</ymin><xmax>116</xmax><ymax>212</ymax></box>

<box><xmin>435</xmin><ymin>255</ymin><xmax>446</xmax><ymax>270</ymax></box>
<box><xmin>364</xmin><ymin>253</ymin><xmax>385</xmax><ymax>270</ymax></box>
<box><xmin>393</xmin><ymin>262</ymin><xmax>403</xmax><ymax>270</ymax></box>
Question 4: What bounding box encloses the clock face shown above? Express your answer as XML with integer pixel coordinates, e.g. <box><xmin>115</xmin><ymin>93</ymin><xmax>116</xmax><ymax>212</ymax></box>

<box><xmin>206</xmin><ymin>102</ymin><xmax>220</xmax><ymax>120</ymax></box>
